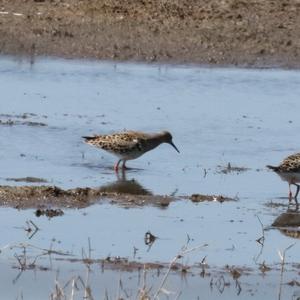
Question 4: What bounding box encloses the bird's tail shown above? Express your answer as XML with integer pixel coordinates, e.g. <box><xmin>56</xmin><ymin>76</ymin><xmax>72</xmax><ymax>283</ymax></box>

<box><xmin>82</xmin><ymin>136</ymin><xmax>99</xmax><ymax>145</ymax></box>
<box><xmin>82</xmin><ymin>136</ymin><xmax>95</xmax><ymax>141</ymax></box>
<box><xmin>266</xmin><ymin>165</ymin><xmax>280</xmax><ymax>171</ymax></box>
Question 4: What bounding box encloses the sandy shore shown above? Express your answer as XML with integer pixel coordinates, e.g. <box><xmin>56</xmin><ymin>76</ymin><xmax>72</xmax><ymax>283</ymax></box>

<box><xmin>0</xmin><ymin>0</ymin><xmax>300</xmax><ymax>67</ymax></box>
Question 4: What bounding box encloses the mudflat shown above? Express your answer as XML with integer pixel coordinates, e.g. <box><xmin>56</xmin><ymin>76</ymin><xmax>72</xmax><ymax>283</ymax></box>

<box><xmin>1</xmin><ymin>0</ymin><xmax>299</xmax><ymax>67</ymax></box>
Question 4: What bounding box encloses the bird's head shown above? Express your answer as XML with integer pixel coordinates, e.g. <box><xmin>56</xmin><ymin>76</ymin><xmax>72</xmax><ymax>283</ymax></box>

<box><xmin>160</xmin><ymin>131</ymin><xmax>180</xmax><ymax>153</ymax></box>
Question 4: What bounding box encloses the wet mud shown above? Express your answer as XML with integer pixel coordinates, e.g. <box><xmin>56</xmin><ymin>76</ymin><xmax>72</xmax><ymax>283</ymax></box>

<box><xmin>0</xmin><ymin>185</ymin><xmax>234</xmax><ymax>209</ymax></box>
<box><xmin>56</xmin><ymin>255</ymin><xmax>252</xmax><ymax>277</ymax></box>
<box><xmin>1</xmin><ymin>0</ymin><xmax>300</xmax><ymax>67</ymax></box>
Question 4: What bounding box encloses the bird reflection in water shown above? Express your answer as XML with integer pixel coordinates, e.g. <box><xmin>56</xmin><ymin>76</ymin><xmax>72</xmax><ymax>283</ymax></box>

<box><xmin>98</xmin><ymin>170</ymin><xmax>152</xmax><ymax>196</ymax></box>
<box><xmin>272</xmin><ymin>208</ymin><xmax>300</xmax><ymax>239</ymax></box>
<box><xmin>97</xmin><ymin>171</ymin><xmax>172</xmax><ymax>209</ymax></box>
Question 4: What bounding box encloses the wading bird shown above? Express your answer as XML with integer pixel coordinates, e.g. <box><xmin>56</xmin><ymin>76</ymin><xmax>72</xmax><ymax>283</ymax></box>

<box><xmin>267</xmin><ymin>152</ymin><xmax>300</xmax><ymax>206</ymax></box>
<box><xmin>83</xmin><ymin>130</ymin><xmax>179</xmax><ymax>171</ymax></box>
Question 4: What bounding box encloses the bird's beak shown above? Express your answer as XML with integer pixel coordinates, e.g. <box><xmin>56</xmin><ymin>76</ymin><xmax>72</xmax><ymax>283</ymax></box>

<box><xmin>169</xmin><ymin>141</ymin><xmax>180</xmax><ymax>153</ymax></box>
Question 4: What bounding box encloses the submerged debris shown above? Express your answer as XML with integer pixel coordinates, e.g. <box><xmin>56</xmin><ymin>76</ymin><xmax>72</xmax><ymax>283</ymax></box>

<box><xmin>0</xmin><ymin>119</ymin><xmax>47</xmax><ymax>126</ymax></box>
<box><xmin>23</xmin><ymin>220</ymin><xmax>40</xmax><ymax>239</ymax></box>
<box><xmin>217</xmin><ymin>163</ymin><xmax>250</xmax><ymax>174</ymax></box>
<box><xmin>6</xmin><ymin>177</ymin><xmax>48</xmax><ymax>183</ymax></box>
<box><xmin>259</xmin><ymin>262</ymin><xmax>272</xmax><ymax>273</ymax></box>
<box><xmin>265</xmin><ymin>201</ymin><xmax>287</xmax><ymax>208</ymax></box>
<box><xmin>35</xmin><ymin>208</ymin><xmax>64</xmax><ymax>218</ymax></box>
<box><xmin>144</xmin><ymin>231</ymin><xmax>157</xmax><ymax>246</ymax></box>
<box><xmin>0</xmin><ymin>113</ymin><xmax>37</xmax><ymax>119</ymax></box>
<box><xmin>230</xmin><ymin>268</ymin><xmax>242</xmax><ymax>279</ymax></box>
<box><xmin>287</xmin><ymin>280</ymin><xmax>300</xmax><ymax>286</ymax></box>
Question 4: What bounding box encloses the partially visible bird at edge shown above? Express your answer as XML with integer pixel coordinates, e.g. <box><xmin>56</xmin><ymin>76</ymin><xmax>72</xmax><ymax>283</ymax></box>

<box><xmin>83</xmin><ymin>130</ymin><xmax>180</xmax><ymax>171</ymax></box>
<box><xmin>267</xmin><ymin>152</ymin><xmax>300</xmax><ymax>206</ymax></box>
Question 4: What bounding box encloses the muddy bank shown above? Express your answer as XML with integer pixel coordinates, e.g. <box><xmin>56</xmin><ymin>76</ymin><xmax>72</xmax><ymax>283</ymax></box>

<box><xmin>0</xmin><ymin>0</ymin><xmax>300</xmax><ymax>67</ymax></box>
<box><xmin>56</xmin><ymin>255</ymin><xmax>253</xmax><ymax>278</ymax></box>
<box><xmin>6</xmin><ymin>241</ymin><xmax>254</xmax><ymax>277</ymax></box>
<box><xmin>0</xmin><ymin>185</ymin><xmax>234</xmax><ymax>209</ymax></box>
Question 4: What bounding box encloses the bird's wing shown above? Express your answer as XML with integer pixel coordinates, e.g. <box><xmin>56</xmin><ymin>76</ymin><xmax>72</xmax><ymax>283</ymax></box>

<box><xmin>110</xmin><ymin>132</ymin><xmax>144</xmax><ymax>150</ymax></box>
<box><xmin>87</xmin><ymin>132</ymin><xmax>145</xmax><ymax>152</ymax></box>
<box><xmin>280</xmin><ymin>153</ymin><xmax>300</xmax><ymax>172</ymax></box>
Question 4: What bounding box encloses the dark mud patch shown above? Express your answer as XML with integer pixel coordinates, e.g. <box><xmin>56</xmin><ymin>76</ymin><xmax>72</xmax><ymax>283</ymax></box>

<box><xmin>0</xmin><ymin>185</ymin><xmax>235</xmax><ymax>209</ymax></box>
<box><xmin>188</xmin><ymin>193</ymin><xmax>236</xmax><ymax>203</ymax></box>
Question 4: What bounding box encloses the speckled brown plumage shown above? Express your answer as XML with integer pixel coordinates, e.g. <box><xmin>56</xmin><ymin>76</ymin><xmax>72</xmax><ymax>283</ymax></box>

<box><xmin>83</xmin><ymin>130</ymin><xmax>179</xmax><ymax>171</ymax></box>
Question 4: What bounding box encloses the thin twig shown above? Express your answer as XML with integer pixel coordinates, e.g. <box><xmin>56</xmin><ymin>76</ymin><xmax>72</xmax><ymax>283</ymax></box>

<box><xmin>254</xmin><ymin>215</ymin><xmax>265</xmax><ymax>263</ymax></box>
<box><xmin>153</xmin><ymin>244</ymin><xmax>208</xmax><ymax>299</ymax></box>
<box><xmin>278</xmin><ymin>243</ymin><xmax>296</xmax><ymax>300</ymax></box>
<box><xmin>70</xmin><ymin>278</ymin><xmax>76</xmax><ymax>300</ymax></box>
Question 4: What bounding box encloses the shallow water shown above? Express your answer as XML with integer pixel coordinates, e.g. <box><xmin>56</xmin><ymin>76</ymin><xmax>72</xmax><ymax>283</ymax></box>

<box><xmin>1</xmin><ymin>257</ymin><xmax>298</xmax><ymax>300</ymax></box>
<box><xmin>1</xmin><ymin>56</ymin><xmax>300</xmax><ymax>299</ymax></box>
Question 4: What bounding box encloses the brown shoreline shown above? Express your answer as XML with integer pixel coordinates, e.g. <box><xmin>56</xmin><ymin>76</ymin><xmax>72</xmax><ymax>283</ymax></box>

<box><xmin>1</xmin><ymin>0</ymin><xmax>300</xmax><ymax>67</ymax></box>
<box><xmin>0</xmin><ymin>185</ymin><xmax>234</xmax><ymax>209</ymax></box>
